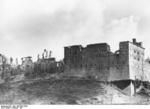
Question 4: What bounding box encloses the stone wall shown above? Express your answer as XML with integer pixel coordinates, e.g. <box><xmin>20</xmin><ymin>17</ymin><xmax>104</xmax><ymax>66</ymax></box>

<box><xmin>64</xmin><ymin>45</ymin><xmax>83</xmax><ymax>71</ymax></box>
<box><xmin>143</xmin><ymin>60</ymin><xmax>150</xmax><ymax>81</ymax></box>
<box><xmin>64</xmin><ymin>39</ymin><xmax>149</xmax><ymax>82</ymax></box>
<box><xmin>128</xmin><ymin>42</ymin><xmax>145</xmax><ymax>80</ymax></box>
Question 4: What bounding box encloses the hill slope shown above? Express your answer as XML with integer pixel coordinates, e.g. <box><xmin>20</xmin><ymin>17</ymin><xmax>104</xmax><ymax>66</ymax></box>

<box><xmin>0</xmin><ymin>78</ymin><xmax>150</xmax><ymax>104</ymax></box>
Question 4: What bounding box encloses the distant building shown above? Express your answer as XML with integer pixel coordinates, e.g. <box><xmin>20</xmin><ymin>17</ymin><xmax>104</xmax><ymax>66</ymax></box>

<box><xmin>34</xmin><ymin>49</ymin><xmax>58</xmax><ymax>75</ymax></box>
<box><xmin>37</xmin><ymin>57</ymin><xmax>57</xmax><ymax>73</ymax></box>
<box><xmin>21</xmin><ymin>56</ymin><xmax>34</xmax><ymax>73</ymax></box>
<box><xmin>0</xmin><ymin>54</ymin><xmax>14</xmax><ymax>80</ymax></box>
<box><xmin>64</xmin><ymin>39</ymin><xmax>149</xmax><ymax>96</ymax></box>
<box><xmin>0</xmin><ymin>54</ymin><xmax>8</xmax><ymax>65</ymax></box>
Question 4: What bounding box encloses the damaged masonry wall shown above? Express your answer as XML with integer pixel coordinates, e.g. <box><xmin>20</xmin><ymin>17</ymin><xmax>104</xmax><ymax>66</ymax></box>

<box><xmin>64</xmin><ymin>39</ymin><xmax>150</xmax><ymax>96</ymax></box>
<box><xmin>64</xmin><ymin>39</ymin><xmax>150</xmax><ymax>82</ymax></box>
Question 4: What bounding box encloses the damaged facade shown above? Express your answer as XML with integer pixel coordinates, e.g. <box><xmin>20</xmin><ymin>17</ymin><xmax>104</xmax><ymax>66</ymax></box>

<box><xmin>0</xmin><ymin>54</ymin><xmax>22</xmax><ymax>82</ymax></box>
<box><xmin>33</xmin><ymin>49</ymin><xmax>64</xmax><ymax>77</ymax></box>
<box><xmin>64</xmin><ymin>39</ymin><xmax>150</xmax><ymax>96</ymax></box>
<box><xmin>0</xmin><ymin>39</ymin><xmax>150</xmax><ymax>96</ymax></box>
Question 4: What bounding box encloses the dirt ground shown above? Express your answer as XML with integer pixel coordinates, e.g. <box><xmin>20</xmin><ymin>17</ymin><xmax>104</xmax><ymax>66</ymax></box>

<box><xmin>0</xmin><ymin>78</ymin><xmax>150</xmax><ymax>105</ymax></box>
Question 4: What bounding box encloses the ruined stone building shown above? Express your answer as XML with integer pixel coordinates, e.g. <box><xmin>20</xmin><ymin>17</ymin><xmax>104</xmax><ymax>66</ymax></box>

<box><xmin>34</xmin><ymin>49</ymin><xmax>58</xmax><ymax>75</ymax></box>
<box><xmin>21</xmin><ymin>57</ymin><xmax>33</xmax><ymax>68</ymax></box>
<box><xmin>0</xmin><ymin>54</ymin><xmax>7</xmax><ymax>80</ymax></box>
<box><xmin>35</xmin><ymin>57</ymin><xmax>57</xmax><ymax>73</ymax></box>
<box><xmin>19</xmin><ymin>49</ymin><xmax>64</xmax><ymax>78</ymax></box>
<box><xmin>64</xmin><ymin>39</ymin><xmax>150</xmax><ymax>96</ymax></box>
<box><xmin>21</xmin><ymin>56</ymin><xmax>34</xmax><ymax>74</ymax></box>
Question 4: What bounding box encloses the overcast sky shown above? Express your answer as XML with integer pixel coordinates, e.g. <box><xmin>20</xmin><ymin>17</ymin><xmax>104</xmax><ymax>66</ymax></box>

<box><xmin>0</xmin><ymin>0</ymin><xmax>150</xmax><ymax>62</ymax></box>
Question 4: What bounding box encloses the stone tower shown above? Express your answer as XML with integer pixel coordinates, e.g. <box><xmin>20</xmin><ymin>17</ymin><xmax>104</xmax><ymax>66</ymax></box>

<box><xmin>119</xmin><ymin>39</ymin><xmax>145</xmax><ymax>95</ymax></box>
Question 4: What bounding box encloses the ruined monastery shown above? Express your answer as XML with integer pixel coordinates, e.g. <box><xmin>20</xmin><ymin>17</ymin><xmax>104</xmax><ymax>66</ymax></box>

<box><xmin>64</xmin><ymin>39</ymin><xmax>150</xmax><ymax>96</ymax></box>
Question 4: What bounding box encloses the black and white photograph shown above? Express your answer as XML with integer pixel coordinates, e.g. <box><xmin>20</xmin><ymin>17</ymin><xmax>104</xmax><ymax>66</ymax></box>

<box><xmin>0</xmin><ymin>0</ymin><xmax>150</xmax><ymax>106</ymax></box>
